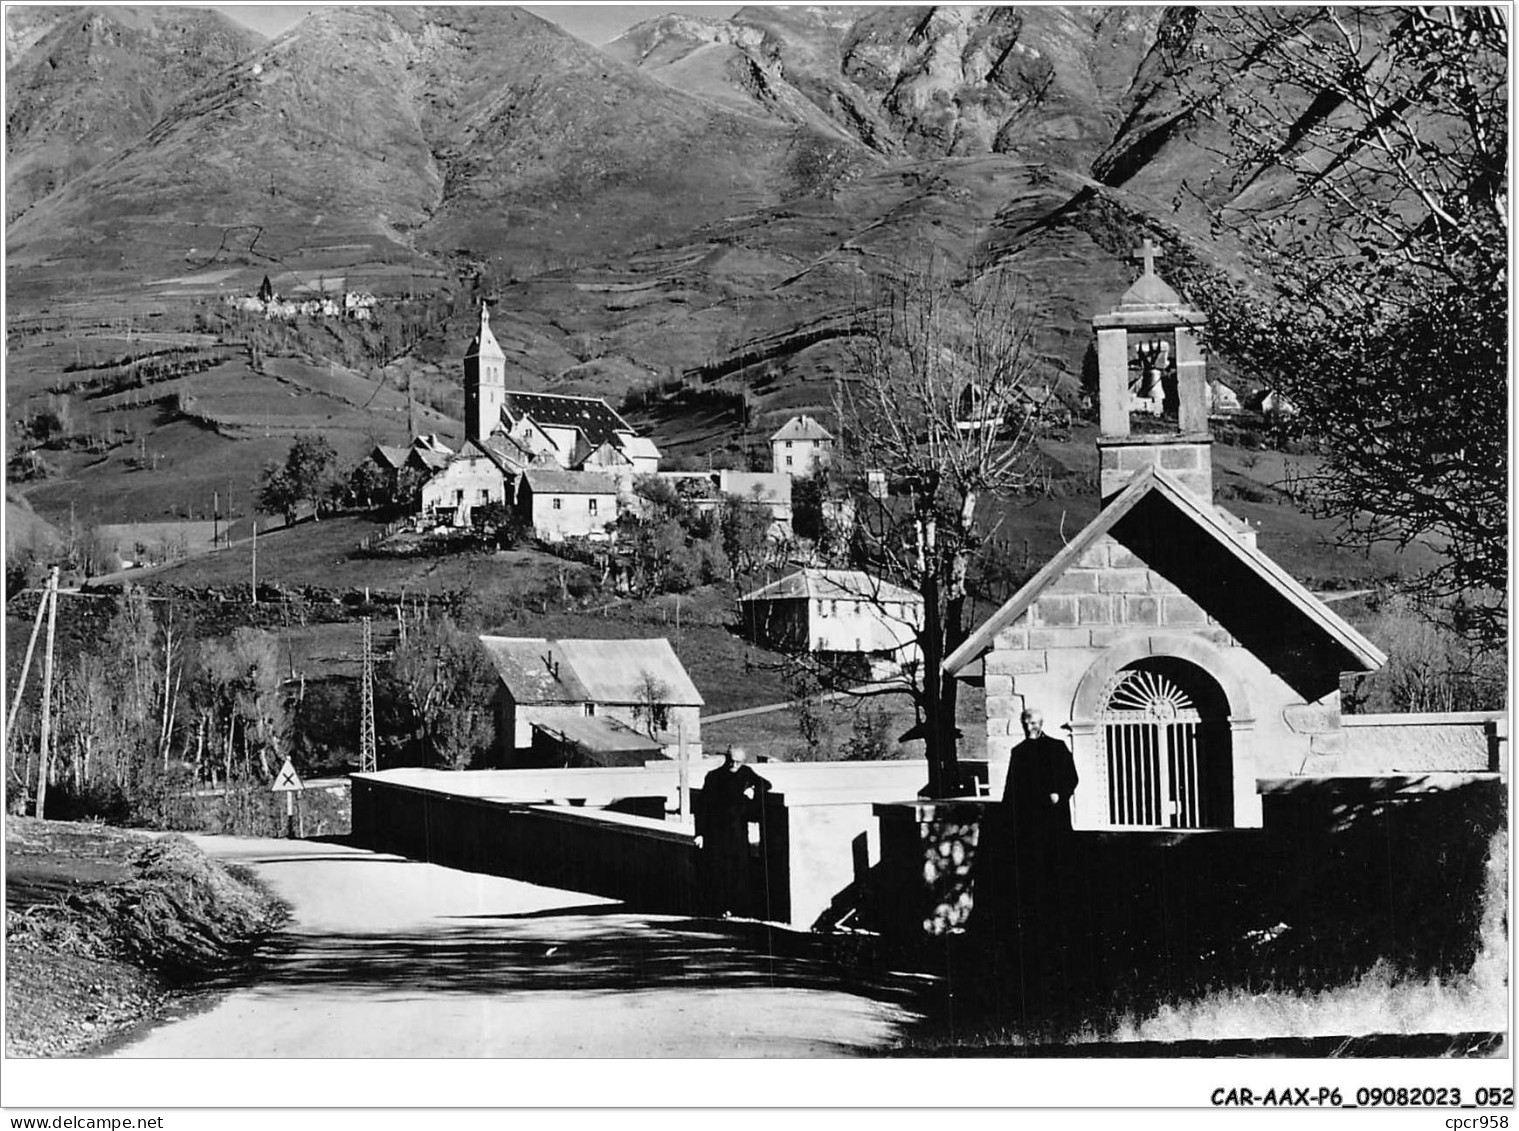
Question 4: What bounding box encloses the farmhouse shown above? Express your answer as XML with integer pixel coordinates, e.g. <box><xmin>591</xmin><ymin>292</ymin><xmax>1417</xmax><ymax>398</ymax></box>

<box><xmin>478</xmin><ymin>636</ymin><xmax>704</xmax><ymax>764</ymax></box>
<box><xmin>771</xmin><ymin>414</ymin><xmax>832</xmax><ymax>476</ymax></box>
<box><xmin>739</xmin><ymin>568</ymin><xmax>922</xmax><ymax>669</ymax></box>
<box><xmin>515</xmin><ymin>468</ymin><xmax>618</xmax><ymax>541</ymax></box>
<box><xmin>942</xmin><ymin>245</ymin><xmax>1386</xmax><ymax>831</ymax></box>
<box><xmin>416</xmin><ymin>440</ymin><xmax>509</xmax><ymax>526</ymax></box>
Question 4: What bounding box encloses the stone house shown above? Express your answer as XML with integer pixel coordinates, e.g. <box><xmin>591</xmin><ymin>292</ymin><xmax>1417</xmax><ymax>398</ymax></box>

<box><xmin>417</xmin><ymin>441</ymin><xmax>510</xmax><ymax>526</ymax></box>
<box><xmin>478</xmin><ymin>636</ymin><xmax>704</xmax><ymax>763</ymax></box>
<box><xmin>515</xmin><ymin>468</ymin><xmax>618</xmax><ymax>541</ymax></box>
<box><xmin>942</xmin><ymin>245</ymin><xmax>1385</xmax><ymax>831</ymax></box>
<box><xmin>771</xmin><ymin>414</ymin><xmax>833</xmax><ymax>476</ymax></box>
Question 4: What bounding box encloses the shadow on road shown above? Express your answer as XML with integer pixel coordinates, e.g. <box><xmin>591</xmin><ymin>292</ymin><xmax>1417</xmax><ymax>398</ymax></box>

<box><xmin>225</xmin><ymin>910</ymin><xmax>928</xmax><ymax>1009</ymax></box>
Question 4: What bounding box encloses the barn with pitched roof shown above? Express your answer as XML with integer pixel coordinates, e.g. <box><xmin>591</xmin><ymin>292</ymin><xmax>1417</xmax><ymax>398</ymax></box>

<box><xmin>479</xmin><ymin>636</ymin><xmax>705</xmax><ymax>764</ymax></box>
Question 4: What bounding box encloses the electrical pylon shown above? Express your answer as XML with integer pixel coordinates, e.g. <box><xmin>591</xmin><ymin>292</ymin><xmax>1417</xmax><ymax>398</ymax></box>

<box><xmin>358</xmin><ymin>616</ymin><xmax>377</xmax><ymax>773</ymax></box>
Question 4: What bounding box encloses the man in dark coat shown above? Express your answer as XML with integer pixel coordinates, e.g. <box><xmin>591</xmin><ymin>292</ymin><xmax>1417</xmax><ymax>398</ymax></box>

<box><xmin>1002</xmin><ymin>707</ymin><xmax>1081</xmax><ymax>1007</ymax></box>
<box><xmin>1005</xmin><ymin>708</ymin><xmax>1079</xmax><ymax>837</ymax></box>
<box><xmin>695</xmin><ymin>746</ymin><xmax>770</xmax><ymax>917</ymax></box>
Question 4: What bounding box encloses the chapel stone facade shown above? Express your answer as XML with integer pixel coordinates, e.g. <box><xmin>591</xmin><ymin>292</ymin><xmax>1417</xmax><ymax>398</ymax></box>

<box><xmin>946</xmin><ymin>242</ymin><xmax>1384</xmax><ymax>833</ymax></box>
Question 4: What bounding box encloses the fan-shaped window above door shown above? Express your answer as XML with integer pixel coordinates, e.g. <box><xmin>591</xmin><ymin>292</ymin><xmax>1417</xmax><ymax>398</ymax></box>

<box><xmin>1100</xmin><ymin>658</ymin><xmax>1233</xmax><ymax>829</ymax></box>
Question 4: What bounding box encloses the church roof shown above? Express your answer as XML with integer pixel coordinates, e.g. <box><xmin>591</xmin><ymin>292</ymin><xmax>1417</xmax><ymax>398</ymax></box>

<box><xmin>503</xmin><ymin>392</ymin><xmax>634</xmax><ymax>450</ymax></box>
<box><xmin>466</xmin><ymin>303</ymin><xmax>505</xmax><ymax>360</ymax></box>
<box><xmin>944</xmin><ymin>465</ymin><xmax>1385</xmax><ymax>679</ymax></box>
<box><xmin>616</xmin><ymin>434</ymin><xmax>661</xmax><ymax>461</ymax></box>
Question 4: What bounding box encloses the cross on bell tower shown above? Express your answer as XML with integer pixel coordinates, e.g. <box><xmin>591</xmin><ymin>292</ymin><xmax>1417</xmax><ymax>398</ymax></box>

<box><xmin>1091</xmin><ymin>239</ymin><xmax>1212</xmax><ymax>502</ymax></box>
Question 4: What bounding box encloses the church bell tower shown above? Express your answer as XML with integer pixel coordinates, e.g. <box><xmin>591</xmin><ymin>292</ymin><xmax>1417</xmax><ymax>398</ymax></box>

<box><xmin>463</xmin><ymin>302</ymin><xmax>506</xmax><ymax>444</ymax></box>
<box><xmin>1092</xmin><ymin>240</ymin><xmax>1212</xmax><ymax>502</ymax></box>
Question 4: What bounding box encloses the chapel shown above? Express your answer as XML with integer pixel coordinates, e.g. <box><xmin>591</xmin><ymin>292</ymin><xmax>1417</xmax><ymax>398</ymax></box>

<box><xmin>943</xmin><ymin>242</ymin><xmax>1386</xmax><ymax>831</ymax></box>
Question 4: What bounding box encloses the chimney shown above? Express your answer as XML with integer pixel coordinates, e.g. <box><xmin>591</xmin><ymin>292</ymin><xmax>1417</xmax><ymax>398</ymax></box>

<box><xmin>1091</xmin><ymin>238</ymin><xmax>1213</xmax><ymax>503</ymax></box>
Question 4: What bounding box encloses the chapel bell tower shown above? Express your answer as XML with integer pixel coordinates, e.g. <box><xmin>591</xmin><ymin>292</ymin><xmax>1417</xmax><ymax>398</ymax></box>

<box><xmin>1093</xmin><ymin>240</ymin><xmax>1211</xmax><ymax>503</ymax></box>
<box><xmin>464</xmin><ymin>302</ymin><xmax>506</xmax><ymax>444</ymax></box>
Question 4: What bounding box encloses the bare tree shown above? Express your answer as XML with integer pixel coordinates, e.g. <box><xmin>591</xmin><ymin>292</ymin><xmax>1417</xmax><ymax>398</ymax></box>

<box><xmin>1160</xmin><ymin>7</ymin><xmax>1507</xmax><ymax>642</ymax></box>
<box><xmin>386</xmin><ymin>613</ymin><xmax>495</xmax><ymax>769</ymax></box>
<box><xmin>633</xmin><ymin>671</ymin><xmax>671</xmax><ymax>740</ymax></box>
<box><xmin>829</xmin><ymin>254</ymin><xmax>1052</xmax><ymax>796</ymax></box>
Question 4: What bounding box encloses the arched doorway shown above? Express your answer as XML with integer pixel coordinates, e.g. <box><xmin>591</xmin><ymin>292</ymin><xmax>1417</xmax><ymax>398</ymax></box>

<box><xmin>1099</xmin><ymin>657</ymin><xmax>1233</xmax><ymax>829</ymax></box>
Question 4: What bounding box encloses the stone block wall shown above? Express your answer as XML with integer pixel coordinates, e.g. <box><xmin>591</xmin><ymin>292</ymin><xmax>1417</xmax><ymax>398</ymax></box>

<box><xmin>1099</xmin><ymin>439</ymin><xmax>1212</xmax><ymax>502</ymax></box>
<box><xmin>982</xmin><ymin>533</ymin><xmax>1245</xmax><ymax>762</ymax></box>
<box><xmin>978</xmin><ymin>533</ymin><xmax>1357</xmax><ymax>827</ymax></box>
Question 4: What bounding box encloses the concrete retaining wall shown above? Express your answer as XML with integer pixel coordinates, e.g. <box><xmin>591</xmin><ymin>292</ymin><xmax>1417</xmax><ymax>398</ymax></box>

<box><xmin>351</xmin><ymin>775</ymin><xmax>699</xmax><ymax>914</ymax></box>
<box><xmin>1337</xmin><ymin>712</ymin><xmax>1507</xmax><ymax>774</ymax></box>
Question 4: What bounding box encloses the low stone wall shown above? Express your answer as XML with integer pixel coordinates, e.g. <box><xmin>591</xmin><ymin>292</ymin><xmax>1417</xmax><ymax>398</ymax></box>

<box><xmin>1338</xmin><ymin>712</ymin><xmax>1507</xmax><ymax>774</ymax></box>
<box><xmin>350</xmin><ymin>761</ymin><xmax>930</xmax><ymax>928</ymax></box>
<box><xmin>351</xmin><ymin>775</ymin><xmax>699</xmax><ymax>914</ymax></box>
<box><xmin>869</xmin><ymin>773</ymin><xmax>1506</xmax><ymax>946</ymax></box>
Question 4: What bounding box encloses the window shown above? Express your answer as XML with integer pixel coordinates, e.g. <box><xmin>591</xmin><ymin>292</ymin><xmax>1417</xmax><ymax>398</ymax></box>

<box><xmin>785</xmin><ymin>441</ymin><xmax>793</xmax><ymax>449</ymax></box>
<box><xmin>455</xmin><ymin>490</ymin><xmax>465</xmax><ymax>505</ymax></box>
<box><xmin>552</xmin><ymin>498</ymin><xmax>562</xmax><ymax>510</ymax></box>
<box><xmin>818</xmin><ymin>600</ymin><xmax>829</xmax><ymax>618</ymax></box>
<box><xmin>588</xmin><ymin>498</ymin><xmax>598</xmax><ymax>515</ymax></box>
<box><xmin>786</xmin><ymin>457</ymin><xmax>793</xmax><ymax>467</ymax></box>
<box><xmin>479</xmin><ymin>489</ymin><xmax>490</xmax><ymax>502</ymax></box>
<box><xmin>585</xmin><ymin>703</ymin><xmax>596</xmax><ymax>717</ymax></box>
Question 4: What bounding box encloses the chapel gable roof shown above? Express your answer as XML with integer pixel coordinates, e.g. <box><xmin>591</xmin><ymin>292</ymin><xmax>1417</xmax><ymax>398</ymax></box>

<box><xmin>944</xmin><ymin>466</ymin><xmax>1385</xmax><ymax>692</ymax></box>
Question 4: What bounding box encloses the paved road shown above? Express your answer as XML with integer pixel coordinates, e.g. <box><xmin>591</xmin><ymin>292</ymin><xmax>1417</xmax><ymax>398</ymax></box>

<box><xmin>111</xmin><ymin>836</ymin><xmax>923</xmax><ymax>1058</ymax></box>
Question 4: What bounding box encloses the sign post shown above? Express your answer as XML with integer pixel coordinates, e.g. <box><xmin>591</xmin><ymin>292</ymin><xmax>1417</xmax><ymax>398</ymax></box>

<box><xmin>271</xmin><ymin>757</ymin><xmax>305</xmax><ymax>839</ymax></box>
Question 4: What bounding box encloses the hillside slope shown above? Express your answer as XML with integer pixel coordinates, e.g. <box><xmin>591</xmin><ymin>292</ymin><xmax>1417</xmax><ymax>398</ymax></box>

<box><xmin>607</xmin><ymin>6</ymin><xmax>1162</xmax><ymax>167</ymax></box>
<box><xmin>7</xmin><ymin>5</ymin><xmax>872</xmax><ymax>292</ymax></box>
<box><xmin>4</xmin><ymin>6</ymin><xmax>265</xmax><ymax>221</ymax></box>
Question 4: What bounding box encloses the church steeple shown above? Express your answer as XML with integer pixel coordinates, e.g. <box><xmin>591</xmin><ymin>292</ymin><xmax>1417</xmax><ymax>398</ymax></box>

<box><xmin>1092</xmin><ymin>240</ymin><xmax>1212</xmax><ymax>502</ymax></box>
<box><xmin>464</xmin><ymin>302</ymin><xmax>506</xmax><ymax>444</ymax></box>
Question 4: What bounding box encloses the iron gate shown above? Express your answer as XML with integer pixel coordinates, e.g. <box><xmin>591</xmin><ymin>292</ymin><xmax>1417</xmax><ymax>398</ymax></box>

<box><xmin>1101</xmin><ymin>667</ymin><xmax>1211</xmax><ymax>829</ymax></box>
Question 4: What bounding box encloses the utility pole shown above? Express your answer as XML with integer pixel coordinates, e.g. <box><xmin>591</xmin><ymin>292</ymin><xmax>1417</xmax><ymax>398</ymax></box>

<box><xmin>5</xmin><ymin>583</ymin><xmax>51</xmax><ymax>763</ymax></box>
<box><xmin>34</xmin><ymin>568</ymin><xmax>60</xmax><ymax>818</ymax></box>
<box><xmin>358</xmin><ymin>617</ymin><xmax>377</xmax><ymax>774</ymax></box>
<box><xmin>677</xmin><ymin>722</ymin><xmax>690</xmax><ymax>824</ymax></box>
<box><xmin>250</xmin><ymin>520</ymin><xmax>258</xmax><ymax>605</ymax></box>
<box><xmin>213</xmin><ymin>490</ymin><xmax>219</xmax><ymax>548</ymax></box>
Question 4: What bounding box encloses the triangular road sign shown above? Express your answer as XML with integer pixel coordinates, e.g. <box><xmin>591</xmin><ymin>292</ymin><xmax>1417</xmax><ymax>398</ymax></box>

<box><xmin>271</xmin><ymin>757</ymin><xmax>305</xmax><ymax>793</ymax></box>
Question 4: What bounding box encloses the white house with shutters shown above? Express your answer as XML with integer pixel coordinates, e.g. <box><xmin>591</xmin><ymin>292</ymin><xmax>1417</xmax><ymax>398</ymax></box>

<box><xmin>770</xmin><ymin>415</ymin><xmax>833</xmax><ymax>476</ymax></box>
